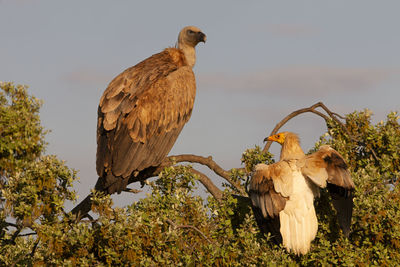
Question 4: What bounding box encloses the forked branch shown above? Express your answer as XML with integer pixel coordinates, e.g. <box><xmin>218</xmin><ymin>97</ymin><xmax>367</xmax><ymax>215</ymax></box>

<box><xmin>263</xmin><ymin>102</ymin><xmax>348</xmax><ymax>152</ymax></box>
<box><xmin>72</xmin><ymin>154</ymin><xmax>234</xmax><ymax>218</ymax></box>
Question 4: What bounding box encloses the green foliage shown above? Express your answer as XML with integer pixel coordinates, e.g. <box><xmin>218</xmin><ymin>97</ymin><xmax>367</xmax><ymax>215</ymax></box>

<box><xmin>307</xmin><ymin>110</ymin><xmax>400</xmax><ymax>265</ymax></box>
<box><xmin>31</xmin><ymin>165</ymin><xmax>294</xmax><ymax>266</ymax></box>
<box><xmin>0</xmin><ymin>82</ymin><xmax>77</xmax><ymax>266</ymax></box>
<box><xmin>1</xmin><ymin>83</ymin><xmax>399</xmax><ymax>265</ymax></box>
<box><xmin>0</xmin><ymin>82</ymin><xmax>46</xmax><ymax>176</ymax></box>
<box><xmin>241</xmin><ymin>145</ymin><xmax>275</xmax><ymax>172</ymax></box>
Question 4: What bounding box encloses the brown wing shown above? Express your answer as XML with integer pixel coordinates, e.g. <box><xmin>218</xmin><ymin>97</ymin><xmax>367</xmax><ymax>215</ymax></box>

<box><xmin>300</xmin><ymin>145</ymin><xmax>355</xmax><ymax>237</ymax></box>
<box><xmin>249</xmin><ymin>163</ymin><xmax>291</xmax><ymax>242</ymax></box>
<box><xmin>96</xmin><ymin>48</ymin><xmax>196</xmax><ymax>193</ymax></box>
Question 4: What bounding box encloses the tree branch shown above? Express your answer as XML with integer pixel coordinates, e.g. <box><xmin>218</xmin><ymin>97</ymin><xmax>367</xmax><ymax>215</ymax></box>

<box><xmin>166</xmin><ymin>154</ymin><xmax>245</xmax><ymax>195</ymax></box>
<box><xmin>72</xmin><ymin>154</ymin><xmax>234</xmax><ymax>219</ymax></box>
<box><xmin>166</xmin><ymin>218</ymin><xmax>213</xmax><ymax>243</ymax></box>
<box><xmin>4</xmin><ymin>222</ymin><xmax>19</xmax><ymax>228</ymax></box>
<box><xmin>190</xmin><ymin>169</ymin><xmax>222</xmax><ymax>201</ymax></box>
<box><xmin>263</xmin><ymin>102</ymin><xmax>348</xmax><ymax>152</ymax></box>
<box><xmin>18</xmin><ymin>232</ymin><xmax>37</xmax><ymax>237</ymax></box>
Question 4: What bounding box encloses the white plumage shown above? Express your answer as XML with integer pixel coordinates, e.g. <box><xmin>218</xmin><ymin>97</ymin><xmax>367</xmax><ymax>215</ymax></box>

<box><xmin>249</xmin><ymin>132</ymin><xmax>355</xmax><ymax>255</ymax></box>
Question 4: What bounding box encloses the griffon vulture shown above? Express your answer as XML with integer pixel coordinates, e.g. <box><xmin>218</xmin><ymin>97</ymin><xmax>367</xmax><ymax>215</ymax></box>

<box><xmin>249</xmin><ymin>132</ymin><xmax>355</xmax><ymax>255</ymax></box>
<box><xmin>95</xmin><ymin>26</ymin><xmax>206</xmax><ymax>194</ymax></box>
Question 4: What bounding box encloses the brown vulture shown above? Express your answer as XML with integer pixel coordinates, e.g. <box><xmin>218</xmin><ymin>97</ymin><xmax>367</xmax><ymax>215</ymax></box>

<box><xmin>249</xmin><ymin>132</ymin><xmax>355</xmax><ymax>255</ymax></box>
<box><xmin>95</xmin><ymin>26</ymin><xmax>206</xmax><ymax>194</ymax></box>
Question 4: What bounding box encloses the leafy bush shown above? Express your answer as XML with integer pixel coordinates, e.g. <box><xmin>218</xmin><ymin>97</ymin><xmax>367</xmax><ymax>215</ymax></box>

<box><xmin>0</xmin><ymin>82</ymin><xmax>77</xmax><ymax>265</ymax></box>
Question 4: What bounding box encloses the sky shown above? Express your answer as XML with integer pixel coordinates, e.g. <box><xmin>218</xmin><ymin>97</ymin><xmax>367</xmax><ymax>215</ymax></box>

<box><xmin>1</xmin><ymin>1</ymin><xmax>399</xmax><ymax>209</ymax></box>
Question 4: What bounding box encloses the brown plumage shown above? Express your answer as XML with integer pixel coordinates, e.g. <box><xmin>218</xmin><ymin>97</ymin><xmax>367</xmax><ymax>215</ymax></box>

<box><xmin>249</xmin><ymin>132</ymin><xmax>355</xmax><ymax>255</ymax></box>
<box><xmin>95</xmin><ymin>26</ymin><xmax>206</xmax><ymax>194</ymax></box>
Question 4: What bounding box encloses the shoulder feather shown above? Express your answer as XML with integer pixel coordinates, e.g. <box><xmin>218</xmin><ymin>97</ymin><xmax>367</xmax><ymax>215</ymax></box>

<box><xmin>250</xmin><ymin>163</ymin><xmax>291</xmax><ymax>218</ymax></box>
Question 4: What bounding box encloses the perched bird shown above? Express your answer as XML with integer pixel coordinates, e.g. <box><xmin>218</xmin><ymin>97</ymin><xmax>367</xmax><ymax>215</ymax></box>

<box><xmin>249</xmin><ymin>132</ymin><xmax>355</xmax><ymax>255</ymax></box>
<box><xmin>95</xmin><ymin>26</ymin><xmax>206</xmax><ymax>194</ymax></box>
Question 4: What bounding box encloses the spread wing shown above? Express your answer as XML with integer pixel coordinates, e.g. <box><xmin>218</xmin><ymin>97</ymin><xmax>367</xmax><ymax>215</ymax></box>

<box><xmin>249</xmin><ymin>162</ymin><xmax>292</xmax><ymax>242</ymax></box>
<box><xmin>300</xmin><ymin>145</ymin><xmax>355</xmax><ymax>236</ymax></box>
<box><xmin>96</xmin><ymin>48</ymin><xmax>196</xmax><ymax>193</ymax></box>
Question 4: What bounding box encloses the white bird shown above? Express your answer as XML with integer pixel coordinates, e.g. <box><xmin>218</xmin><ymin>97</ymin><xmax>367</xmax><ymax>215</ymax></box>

<box><xmin>249</xmin><ymin>132</ymin><xmax>355</xmax><ymax>255</ymax></box>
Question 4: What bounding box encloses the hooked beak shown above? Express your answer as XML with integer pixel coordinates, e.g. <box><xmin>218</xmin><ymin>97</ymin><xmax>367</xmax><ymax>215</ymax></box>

<box><xmin>197</xmin><ymin>32</ymin><xmax>206</xmax><ymax>43</ymax></box>
<box><xmin>263</xmin><ymin>136</ymin><xmax>273</xmax><ymax>143</ymax></box>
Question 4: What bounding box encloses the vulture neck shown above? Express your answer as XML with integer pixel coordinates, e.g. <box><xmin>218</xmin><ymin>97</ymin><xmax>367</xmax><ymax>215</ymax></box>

<box><xmin>280</xmin><ymin>135</ymin><xmax>305</xmax><ymax>161</ymax></box>
<box><xmin>178</xmin><ymin>43</ymin><xmax>196</xmax><ymax>68</ymax></box>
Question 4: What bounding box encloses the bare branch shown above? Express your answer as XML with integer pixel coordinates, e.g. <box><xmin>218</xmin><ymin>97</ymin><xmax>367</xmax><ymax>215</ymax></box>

<box><xmin>122</xmin><ymin>188</ymin><xmax>143</xmax><ymax>194</ymax></box>
<box><xmin>30</xmin><ymin>239</ymin><xmax>39</xmax><ymax>258</ymax></box>
<box><xmin>166</xmin><ymin>154</ymin><xmax>245</xmax><ymax>195</ymax></box>
<box><xmin>18</xmin><ymin>232</ymin><xmax>37</xmax><ymax>237</ymax></box>
<box><xmin>263</xmin><ymin>102</ymin><xmax>348</xmax><ymax>152</ymax></box>
<box><xmin>166</xmin><ymin>218</ymin><xmax>213</xmax><ymax>243</ymax></box>
<box><xmin>190</xmin><ymin>169</ymin><xmax>223</xmax><ymax>201</ymax></box>
<box><xmin>72</xmin><ymin>154</ymin><xmax>234</xmax><ymax>218</ymax></box>
<box><xmin>4</xmin><ymin>222</ymin><xmax>19</xmax><ymax>228</ymax></box>
<box><xmin>10</xmin><ymin>228</ymin><xmax>21</xmax><ymax>244</ymax></box>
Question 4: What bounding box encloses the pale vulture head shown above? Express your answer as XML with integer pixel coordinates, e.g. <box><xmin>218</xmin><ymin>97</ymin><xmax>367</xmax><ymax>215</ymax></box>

<box><xmin>265</xmin><ymin>132</ymin><xmax>304</xmax><ymax>161</ymax></box>
<box><xmin>177</xmin><ymin>26</ymin><xmax>206</xmax><ymax>68</ymax></box>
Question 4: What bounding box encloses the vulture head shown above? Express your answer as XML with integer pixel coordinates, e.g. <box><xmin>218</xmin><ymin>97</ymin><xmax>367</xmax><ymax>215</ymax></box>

<box><xmin>178</xmin><ymin>26</ymin><xmax>207</xmax><ymax>47</ymax></box>
<box><xmin>265</xmin><ymin>132</ymin><xmax>287</xmax><ymax>144</ymax></box>
<box><xmin>265</xmin><ymin>132</ymin><xmax>304</xmax><ymax>161</ymax></box>
<box><xmin>177</xmin><ymin>26</ymin><xmax>206</xmax><ymax>68</ymax></box>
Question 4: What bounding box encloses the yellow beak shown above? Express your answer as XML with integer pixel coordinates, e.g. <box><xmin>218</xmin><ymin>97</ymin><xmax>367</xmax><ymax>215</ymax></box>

<box><xmin>264</xmin><ymin>133</ymin><xmax>285</xmax><ymax>144</ymax></box>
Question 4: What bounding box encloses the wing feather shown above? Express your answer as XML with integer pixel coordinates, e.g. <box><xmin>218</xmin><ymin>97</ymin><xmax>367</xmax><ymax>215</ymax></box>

<box><xmin>250</xmin><ymin>162</ymin><xmax>291</xmax><ymax>218</ymax></box>
<box><xmin>300</xmin><ymin>145</ymin><xmax>354</xmax><ymax>189</ymax></box>
<box><xmin>300</xmin><ymin>145</ymin><xmax>355</xmax><ymax>237</ymax></box>
<box><xmin>249</xmin><ymin>163</ymin><xmax>291</xmax><ymax>242</ymax></box>
<box><xmin>101</xmin><ymin>91</ymin><xmax>125</xmax><ymax>113</ymax></box>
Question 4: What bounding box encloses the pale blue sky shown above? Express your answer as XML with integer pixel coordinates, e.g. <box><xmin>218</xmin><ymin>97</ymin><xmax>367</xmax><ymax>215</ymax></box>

<box><xmin>1</xmin><ymin>1</ymin><xmax>399</xmax><ymax>208</ymax></box>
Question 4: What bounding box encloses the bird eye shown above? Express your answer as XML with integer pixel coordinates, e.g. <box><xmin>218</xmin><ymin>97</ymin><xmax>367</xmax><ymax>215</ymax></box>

<box><xmin>277</xmin><ymin>135</ymin><xmax>280</xmax><ymax>138</ymax></box>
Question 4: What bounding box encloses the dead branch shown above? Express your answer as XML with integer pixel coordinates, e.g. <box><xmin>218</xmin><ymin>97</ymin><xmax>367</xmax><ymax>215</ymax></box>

<box><xmin>166</xmin><ymin>154</ymin><xmax>245</xmax><ymax>195</ymax></box>
<box><xmin>4</xmin><ymin>222</ymin><xmax>19</xmax><ymax>228</ymax></box>
<box><xmin>166</xmin><ymin>218</ymin><xmax>213</xmax><ymax>243</ymax></box>
<box><xmin>263</xmin><ymin>102</ymin><xmax>348</xmax><ymax>152</ymax></box>
<box><xmin>122</xmin><ymin>188</ymin><xmax>143</xmax><ymax>194</ymax></box>
<box><xmin>190</xmin><ymin>169</ymin><xmax>223</xmax><ymax>201</ymax></box>
<box><xmin>18</xmin><ymin>232</ymin><xmax>37</xmax><ymax>237</ymax></box>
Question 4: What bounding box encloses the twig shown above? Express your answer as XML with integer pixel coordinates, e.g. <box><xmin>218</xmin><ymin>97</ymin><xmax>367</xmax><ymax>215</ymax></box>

<box><xmin>122</xmin><ymin>188</ymin><xmax>143</xmax><ymax>194</ymax></box>
<box><xmin>30</xmin><ymin>239</ymin><xmax>39</xmax><ymax>257</ymax></box>
<box><xmin>10</xmin><ymin>228</ymin><xmax>21</xmax><ymax>244</ymax></box>
<box><xmin>166</xmin><ymin>218</ymin><xmax>213</xmax><ymax>243</ymax></box>
<box><xmin>4</xmin><ymin>222</ymin><xmax>19</xmax><ymax>228</ymax></box>
<box><xmin>18</xmin><ymin>232</ymin><xmax>37</xmax><ymax>237</ymax></box>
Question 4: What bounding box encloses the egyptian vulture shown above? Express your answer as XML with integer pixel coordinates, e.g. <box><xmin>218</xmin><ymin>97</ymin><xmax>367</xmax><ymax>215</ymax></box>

<box><xmin>249</xmin><ymin>132</ymin><xmax>355</xmax><ymax>255</ymax></box>
<box><xmin>95</xmin><ymin>26</ymin><xmax>206</xmax><ymax>194</ymax></box>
